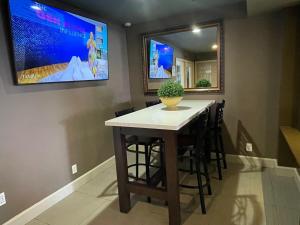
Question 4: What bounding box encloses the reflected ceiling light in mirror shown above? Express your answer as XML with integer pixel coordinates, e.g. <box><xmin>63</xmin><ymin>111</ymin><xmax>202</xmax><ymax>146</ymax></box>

<box><xmin>192</xmin><ymin>27</ymin><xmax>201</xmax><ymax>33</ymax></box>
<box><xmin>212</xmin><ymin>44</ymin><xmax>218</xmax><ymax>50</ymax></box>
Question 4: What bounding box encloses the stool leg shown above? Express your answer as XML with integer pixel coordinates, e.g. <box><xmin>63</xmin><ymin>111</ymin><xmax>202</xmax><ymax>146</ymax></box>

<box><xmin>205</xmin><ymin>134</ymin><xmax>212</xmax><ymax>162</ymax></box>
<box><xmin>160</xmin><ymin>143</ymin><xmax>166</xmax><ymax>188</ymax></box>
<box><xmin>160</xmin><ymin>143</ymin><xmax>168</xmax><ymax>206</ymax></box>
<box><xmin>219</xmin><ymin>133</ymin><xmax>227</xmax><ymax>169</ymax></box>
<box><xmin>145</xmin><ymin>145</ymin><xmax>151</xmax><ymax>203</ymax></box>
<box><xmin>135</xmin><ymin>144</ymin><xmax>139</xmax><ymax>180</ymax></box>
<box><xmin>195</xmin><ymin>159</ymin><xmax>206</xmax><ymax>214</ymax></box>
<box><xmin>215</xmin><ymin>134</ymin><xmax>222</xmax><ymax>180</ymax></box>
<box><xmin>190</xmin><ymin>151</ymin><xmax>194</xmax><ymax>174</ymax></box>
<box><xmin>202</xmin><ymin>156</ymin><xmax>212</xmax><ymax>195</ymax></box>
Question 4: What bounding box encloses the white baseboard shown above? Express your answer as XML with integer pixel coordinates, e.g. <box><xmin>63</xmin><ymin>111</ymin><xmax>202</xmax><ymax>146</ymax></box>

<box><xmin>226</xmin><ymin>154</ymin><xmax>278</xmax><ymax>168</ymax></box>
<box><xmin>3</xmin><ymin>156</ymin><xmax>115</xmax><ymax>225</ymax></box>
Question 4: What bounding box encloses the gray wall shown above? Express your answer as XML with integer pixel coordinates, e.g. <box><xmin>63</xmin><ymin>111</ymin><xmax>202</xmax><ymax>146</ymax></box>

<box><xmin>0</xmin><ymin>1</ymin><xmax>131</xmax><ymax>224</ymax></box>
<box><xmin>126</xmin><ymin>10</ymin><xmax>283</xmax><ymax>160</ymax></box>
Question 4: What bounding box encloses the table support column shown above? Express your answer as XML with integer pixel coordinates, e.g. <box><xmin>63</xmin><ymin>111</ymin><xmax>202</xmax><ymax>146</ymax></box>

<box><xmin>113</xmin><ymin>127</ymin><xmax>131</xmax><ymax>213</ymax></box>
<box><xmin>164</xmin><ymin>130</ymin><xmax>181</xmax><ymax>225</ymax></box>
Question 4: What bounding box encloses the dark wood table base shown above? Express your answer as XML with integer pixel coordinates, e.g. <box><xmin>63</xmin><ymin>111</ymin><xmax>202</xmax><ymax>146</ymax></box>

<box><xmin>113</xmin><ymin>127</ymin><xmax>181</xmax><ymax>225</ymax></box>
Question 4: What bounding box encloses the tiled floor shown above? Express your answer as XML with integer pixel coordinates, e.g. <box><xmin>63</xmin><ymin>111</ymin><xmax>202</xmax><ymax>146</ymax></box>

<box><xmin>27</xmin><ymin>155</ymin><xmax>300</xmax><ymax>225</ymax></box>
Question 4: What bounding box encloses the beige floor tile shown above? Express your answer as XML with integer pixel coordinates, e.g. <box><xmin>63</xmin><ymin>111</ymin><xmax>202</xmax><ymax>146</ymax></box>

<box><xmin>26</xmin><ymin>219</ymin><xmax>49</xmax><ymax>225</ymax></box>
<box><xmin>276</xmin><ymin>206</ymin><xmax>300</xmax><ymax>225</ymax></box>
<box><xmin>182</xmin><ymin>212</ymin><xmax>211</xmax><ymax>225</ymax></box>
<box><xmin>88</xmin><ymin>200</ymin><xmax>168</xmax><ymax>225</ymax></box>
<box><xmin>36</xmin><ymin>192</ymin><xmax>112</xmax><ymax>225</ymax></box>
<box><xmin>209</xmin><ymin>169</ymin><xmax>265</xmax><ymax>201</ymax></box>
<box><xmin>77</xmin><ymin>168</ymin><xmax>119</xmax><ymax>201</ymax></box>
<box><xmin>206</xmin><ymin>195</ymin><xmax>266</xmax><ymax>225</ymax></box>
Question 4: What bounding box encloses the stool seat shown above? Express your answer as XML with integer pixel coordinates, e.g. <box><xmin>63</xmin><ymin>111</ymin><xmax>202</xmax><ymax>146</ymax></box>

<box><xmin>126</xmin><ymin>135</ymin><xmax>156</xmax><ymax>146</ymax></box>
<box><xmin>207</xmin><ymin>100</ymin><xmax>227</xmax><ymax>180</ymax></box>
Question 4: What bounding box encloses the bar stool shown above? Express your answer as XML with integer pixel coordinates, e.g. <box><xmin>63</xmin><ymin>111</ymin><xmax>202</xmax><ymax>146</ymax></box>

<box><xmin>115</xmin><ymin>107</ymin><xmax>163</xmax><ymax>202</ymax></box>
<box><xmin>145</xmin><ymin>100</ymin><xmax>161</xmax><ymax>107</ymax></box>
<box><xmin>145</xmin><ymin>100</ymin><xmax>166</xmax><ymax>187</ymax></box>
<box><xmin>177</xmin><ymin>109</ymin><xmax>212</xmax><ymax>214</ymax></box>
<box><xmin>208</xmin><ymin>100</ymin><xmax>227</xmax><ymax>180</ymax></box>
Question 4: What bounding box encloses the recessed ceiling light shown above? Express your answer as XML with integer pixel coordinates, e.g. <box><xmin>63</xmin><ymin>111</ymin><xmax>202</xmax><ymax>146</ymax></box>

<box><xmin>31</xmin><ymin>5</ymin><xmax>41</xmax><ymax>11</ymax></box>
<box><xmin>124</xmin><ymin>22</ymin><xmax>132</xmax><ymax>27</ymax></box>
<box><xmin>192</xmin><ymin>27</ymin><xmax>201</xmax><ymax>33</ymax></box>
<box><xmin>212</xmin><ymin>44</ymin><xmax>218</xmax><ymax>50</ymax></box>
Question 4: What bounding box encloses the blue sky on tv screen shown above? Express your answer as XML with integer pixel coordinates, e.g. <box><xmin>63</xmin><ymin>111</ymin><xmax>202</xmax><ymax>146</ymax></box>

<box><xmin>149</xmin><ymin>40</ymin><xmax>174</xmax><ymax>71</ymax></box>
<box><xmin>9</xmin><ymin>0</ymin><xmax>108</xmax><ymax>71</ymax></box>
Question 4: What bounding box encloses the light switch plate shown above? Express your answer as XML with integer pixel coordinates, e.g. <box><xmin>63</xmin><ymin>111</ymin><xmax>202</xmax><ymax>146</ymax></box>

<box><xmin>0</xmin><ymin>192</ymin><xmax>6</xmax><ymax>206</ymax></box>
<box><xmin>72</xmin><ymin>164</ymin><xmax>78</xmax><ymax>174</ymax></box>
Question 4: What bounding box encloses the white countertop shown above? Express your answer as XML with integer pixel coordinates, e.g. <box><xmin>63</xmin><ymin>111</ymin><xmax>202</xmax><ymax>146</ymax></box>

<box><xmin>105</xmin><ymin>100</ymin><xmax>215</xmax><ymax>131</ymax></box>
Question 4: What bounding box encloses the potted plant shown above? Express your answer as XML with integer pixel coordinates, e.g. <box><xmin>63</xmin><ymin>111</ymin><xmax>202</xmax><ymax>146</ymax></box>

<box><xmin>196</xmin><ymin>79</ymin><xmax>212</xmax><ymax>88</ymax></box>
<box><xmin>157</xmin><ymin>80</ymin><xmax>184</xmax><ymax>108</ymax></box>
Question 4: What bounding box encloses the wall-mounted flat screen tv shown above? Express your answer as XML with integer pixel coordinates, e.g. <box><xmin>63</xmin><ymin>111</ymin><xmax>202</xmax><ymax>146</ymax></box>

<box><xmin>149</xmin><ymin>39</ymin><xmax>174</xmax><ymax>79</ymax></box>
<box><xmin>9</xmin><ymin>0</ymin><xmax>108</xmax><ymax>85</ymax></box>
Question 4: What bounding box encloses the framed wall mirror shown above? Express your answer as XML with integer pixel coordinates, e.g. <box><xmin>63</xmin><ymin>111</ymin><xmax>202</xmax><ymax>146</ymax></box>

<box><xmin>142</xmin><ymin>20</ymin><xmax>224</xmax><ymax>94</ymax></box>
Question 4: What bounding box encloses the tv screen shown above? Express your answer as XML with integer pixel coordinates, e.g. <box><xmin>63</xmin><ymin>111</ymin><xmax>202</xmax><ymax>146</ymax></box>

<box><xmin>149</xmin><ymin>40</ymin><xmax>174</xmax><ymax>79</ymax></box>
<box><xmin>9</xmin><ymin>0</ymin><xmax>108</xmax><ymax>84</ymax></box>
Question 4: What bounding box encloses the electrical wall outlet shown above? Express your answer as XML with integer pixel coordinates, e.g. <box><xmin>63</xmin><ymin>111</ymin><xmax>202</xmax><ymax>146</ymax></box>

<box><xmin>246</xmin><ymin>143</ymin><xmax>253</xmax><ymax>152</ymax></box>
<box><xmin>0</xmin><ymin>192</ymin><xmax>6</xmax><ymax>206</ymax></box>
<box><xmin>72</xmin><ymin>164</ymin><xmax>78</xmax><ymax>174</ymax></box>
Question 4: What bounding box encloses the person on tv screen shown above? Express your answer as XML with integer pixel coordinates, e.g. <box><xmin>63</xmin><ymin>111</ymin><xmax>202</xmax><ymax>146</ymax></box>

<box><xmin>153</xmin><ymin>49</ymin><xmax>159</xmax><ymax>75</ymax></box>
<box><xmin>87</xmin><ymin>32</ymin><xmax>97</xmax><ymax>76</ymax></box>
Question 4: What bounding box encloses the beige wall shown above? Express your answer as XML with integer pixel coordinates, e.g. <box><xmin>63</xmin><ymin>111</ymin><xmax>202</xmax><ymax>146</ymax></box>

<box><xmin>0</xmin><ymin>1</ymin><xmax>131</xmax><ymax>223</ymax></box>
<box><xmin>126</xmin><ymin>12</ymin><xmax>283</xmax><ymax>160</ymax></box>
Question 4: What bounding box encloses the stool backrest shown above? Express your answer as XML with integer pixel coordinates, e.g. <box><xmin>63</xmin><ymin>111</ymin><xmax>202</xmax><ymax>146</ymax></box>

<box><xmin>195</xmin><ymin>109</ymin><xmax>210</xmax><ymax>148</ymax></box>
<box><xmin>145</xmin><ymin>100</ymin><xmax>161</xmax><ymax>107</ymax></box>
<box><xmin>115</xmin><ymin>107</ymin><xmax>135</xmax><ymax>117</ymax></box>
<box><xmin>214</xmin><ymin>100</ymin><xmax>225</xmax><ymax>128</ymax></box>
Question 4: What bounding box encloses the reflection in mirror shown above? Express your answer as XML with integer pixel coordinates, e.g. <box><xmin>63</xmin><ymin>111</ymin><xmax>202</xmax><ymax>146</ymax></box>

<box><xmin>142</xmin><ymin>21</ymin><xmax>224</xmax><ymax>93</ymax></box>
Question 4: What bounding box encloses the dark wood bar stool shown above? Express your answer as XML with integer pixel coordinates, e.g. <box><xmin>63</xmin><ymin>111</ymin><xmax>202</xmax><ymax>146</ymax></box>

<box><xmin>177</xmin><ymin>109</ymin><xmax>212</xmax><ymax>214</ymax></box>
<box><xmin>145</xmin><ymin>100</ymin><xmax>166</xmax><ymax>188</ymax></box>
<box><xmin>145</xmin><ymin>100</ymin><xmax>161</xmax><ymax>107</ymax></box>
<box><xmin>208</xmin><ymin>100</ymin><xmax>227</xmax><ymax>180</ymax></box>
<box><xmin>115</xmin><ymin>107</ymin><xmax>163</xmax><ymax>202</ymax></box>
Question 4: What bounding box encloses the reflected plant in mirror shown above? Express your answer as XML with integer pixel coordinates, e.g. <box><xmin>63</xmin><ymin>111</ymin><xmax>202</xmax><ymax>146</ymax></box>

<box><xmin>196</xmin><ymin>79</ymin><xmax>212</xmax><ymax>88</ymax></box>
<box><xmin>142</xmin><ymin>21</ymin><xmax>224</xmax><ymax>94</ymax></box>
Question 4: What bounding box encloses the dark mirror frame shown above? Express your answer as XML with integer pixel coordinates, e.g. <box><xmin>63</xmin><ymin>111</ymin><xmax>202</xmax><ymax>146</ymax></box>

<box><xmin>142</xmin><ymin>20</ymin><xmax>224</xmax><ymax>94</ymax></box>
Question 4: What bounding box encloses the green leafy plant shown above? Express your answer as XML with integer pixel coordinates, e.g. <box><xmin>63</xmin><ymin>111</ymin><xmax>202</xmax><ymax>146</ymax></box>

<box><xmin>157</xmin><ymin>80</ymin><xmax>184</xmax><ymax>98</ymax></box>
<box><xmin>196</xmin><ymin>79</ymin><xmax>212</xmax><ymax>88</ymax></box>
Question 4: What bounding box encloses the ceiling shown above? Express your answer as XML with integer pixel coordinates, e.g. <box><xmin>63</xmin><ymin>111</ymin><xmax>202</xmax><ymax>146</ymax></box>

<box><xmin>60</xmin><ymin>0</ymin><xmax>244</xmax><ymax>24</ymax></box>
<box><xmin>160</xmin><ymin>27</ymin><xmax>218</xmax><ymax>53</ymax></box>
<box><xmin>59</xmin><ymin>0</ymin><xmax>300</xmax><ymax>25</ymax></box>
<box><xmin>247</xmin><ymin>0</ymin><xmax>300</xmax><ymax>15</ymax></box>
